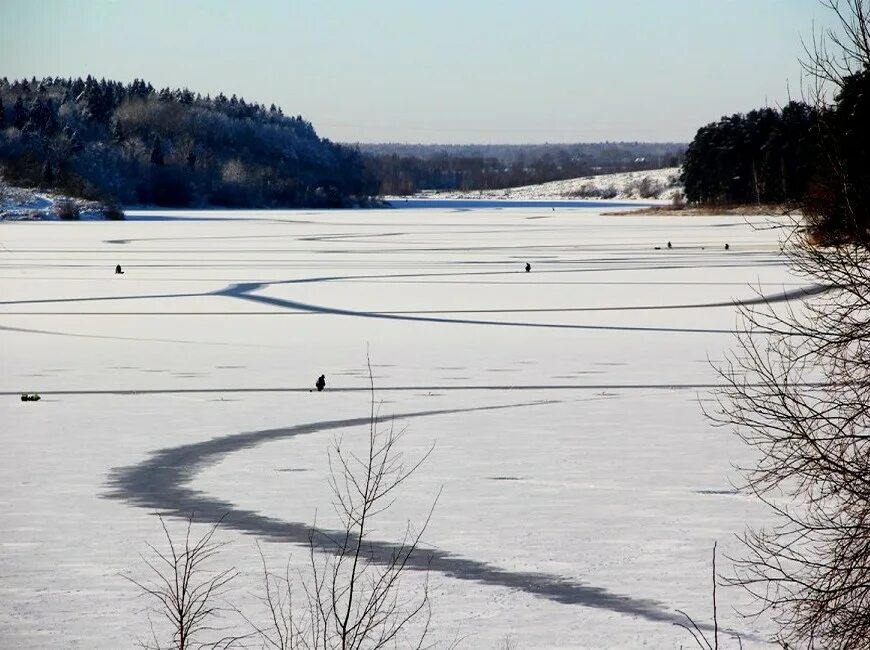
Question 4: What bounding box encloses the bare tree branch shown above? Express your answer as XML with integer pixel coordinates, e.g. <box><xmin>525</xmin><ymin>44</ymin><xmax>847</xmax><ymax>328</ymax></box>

<box><xmin>247</xmin><ymin>354</ymin><xmax>440</xmax><ymax>649</ymax></box>
<box><xmin>124</xmin><ymin>514</ymin><xmax>243</xmax><ymax>650</ymax></box>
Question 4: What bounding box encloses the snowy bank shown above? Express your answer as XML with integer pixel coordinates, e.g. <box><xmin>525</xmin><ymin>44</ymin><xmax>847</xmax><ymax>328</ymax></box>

<box><xmin>414</xmin><ymin>167</ymin><xmax>683</xmax><ymax>202</ymax></box>
<box><xmin>0</xmin><ymin>181</ymin><xmax>122</xmax><ymax>221</ymax></box>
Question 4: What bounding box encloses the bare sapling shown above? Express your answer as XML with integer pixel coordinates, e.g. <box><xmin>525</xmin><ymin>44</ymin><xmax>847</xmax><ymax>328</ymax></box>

<box><xmin>247</xmin><ymin>356</ymin><xmax>441</xmax><ymax>649</ymax></box>
<box><xmin>124</xmin><ymin>515</ymin><xmax>241</xmax><ymax>650</ymax></box>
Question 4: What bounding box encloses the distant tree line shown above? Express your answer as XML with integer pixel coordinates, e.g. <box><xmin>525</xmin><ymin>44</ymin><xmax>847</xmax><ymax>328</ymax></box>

<box><xmin>681</xmin><ymin>66</ymin><xmax>870</xmax><ymax>243</ymax></box>
<box><xmin>0</xmin><ymin>76</ymin><xmax>377</xmax><ymax>207</ymax></box>
<box><xmin>0</xmin><ymin>77</ymin><xmax>688</xmax><ymax>206</ymax></box>
<box><xmin>359</xmin><ymin>142</ymin><xmax>685</xmax><ymax>195</ymax></box>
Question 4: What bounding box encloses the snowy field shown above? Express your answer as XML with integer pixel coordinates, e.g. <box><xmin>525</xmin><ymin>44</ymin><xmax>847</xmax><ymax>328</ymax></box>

<box><xmin>0</xmin><ymin>204</ymin><xmax>799</xmax><ymax>648</ymax></box>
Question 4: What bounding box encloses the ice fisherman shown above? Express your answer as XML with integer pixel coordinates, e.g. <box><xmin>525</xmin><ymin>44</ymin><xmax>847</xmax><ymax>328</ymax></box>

<box><xmin>315</xmin><ymin>374</ymin><xmax>326</xmax><ymax>392</ymax></box>
<box><xmin>115</xmin><ymin>264</ymin><xmax>124</xmax><ymax>274</ymax></box>
<box><xmin>525</xmin><ymin>262</ymin><xmax>531</xmax><ymax>272</ymax></box>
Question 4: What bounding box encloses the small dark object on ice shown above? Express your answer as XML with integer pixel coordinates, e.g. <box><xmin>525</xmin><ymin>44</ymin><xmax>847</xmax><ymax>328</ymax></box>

<box><xmin>315</xmin><ymin>374</ymin><xmax>326</xmax><ymax>392</ymax></box>
<box><xmin>115</xmin><ymin>264</ymin><xmax>124</xmax><ymax>274</ymax></box>
<box><xmin>667</xmin><ymin>241</ymin><xmax>672</xmax><ymax>249</ymax></box>
<box><xmin>654</xmin><ymin>246</ymin><xmax>662</xmax><ymax>250</ymax></box>
<box><xmin>525</xmin><ymin>262</ymin><xmax>531</xmax><ymax>272</ymax></box>
<box><xmin>20</xmin><ymin>393</ymin><xmax>41</xmax><ymax>402</ymax></box>
<box><xmin>724</xmin><ymin>243</ymin><xmax>730</xmax><ymax>250</ymax></box>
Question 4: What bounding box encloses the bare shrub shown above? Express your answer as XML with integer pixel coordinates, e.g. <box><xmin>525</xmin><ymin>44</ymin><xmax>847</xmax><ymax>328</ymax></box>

<box><xmin>498</xmin><ymin>635</ymin><xmax>518</xmax><ymax>650</ymax></box>
<box><xmin>127</xmin><ymin>359</ymin><xmax>440</xmax><ymax>649</ymax></box>
<box><xmin>636</xmin><ymin>176</ymin><xmax>662</xmax><ymax>199</ymax></box>
<box><xmin>124</xmin><ymin>516</ymin><xmax>240</xmax><ymax>650</ymax></box>
<box><xmin>599</xmin><ymin>185</ymin><xmax>618</xmax><ymax>200</ymax></box>
<box><xmin>54</xmin><ymin>198</ymin><xmax>80</xmax><ymax>220</ymax></box>
<box><xmin>101</xmin><ymin>200</ymin><xmax>126</xmax><ymax>220</ymax></box>
<box><xmin>245</xmin><ymin>358</ymin><xmax>439</xmax><ymax>649</ymax></box>
<box><xmin>567</xmin><ymin>183</ymin><xmax>597</xmax><ymax>198</ymax></box>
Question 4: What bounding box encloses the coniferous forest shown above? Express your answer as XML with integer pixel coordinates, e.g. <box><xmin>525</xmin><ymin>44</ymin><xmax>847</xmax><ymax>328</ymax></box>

<box><xmin>0</xmin><ymin>76</ymin><xmax>377</xmax><ymax>207</ymax></box>
<box><xmin>681</xmin><ymin>66</ymin><xmax>870</xmax><ymax>243</ymax></box>
<box><xmin>681</xmin><ymin>101</ymin><xmax>820</xmax><ymax>205</ymax></box>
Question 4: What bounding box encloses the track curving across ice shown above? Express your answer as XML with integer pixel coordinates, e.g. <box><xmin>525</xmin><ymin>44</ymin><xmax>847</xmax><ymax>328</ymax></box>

<box><xmin>212</xmin><ymin>279</ymin><xmax>830</xmax><ymax>335</ymax></box>
<box><xmin>106</xmin><ymin>401</ymin><xmax>747</xmax><ymax>637</ymax></box>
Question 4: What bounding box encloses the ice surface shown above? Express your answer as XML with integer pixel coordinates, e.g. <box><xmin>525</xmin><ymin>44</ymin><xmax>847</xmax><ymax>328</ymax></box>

<box><xmin>0</xmin><ymin>206</ymin><xmax>797</xmax><ymax>647</ymax></box>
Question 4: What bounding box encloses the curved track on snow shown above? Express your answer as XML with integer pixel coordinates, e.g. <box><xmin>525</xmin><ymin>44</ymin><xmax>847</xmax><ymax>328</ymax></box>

<box><xmin>107</xmin><ymin>401</ymin><xmax>744</xmax><ymax>636</ymax></box>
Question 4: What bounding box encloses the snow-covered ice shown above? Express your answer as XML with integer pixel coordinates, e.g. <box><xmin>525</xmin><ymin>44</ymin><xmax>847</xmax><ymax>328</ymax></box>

<box><xmin>0</xmin><ymin>204</ymin><xmax>797</xmax><ymax>647</ymax></box>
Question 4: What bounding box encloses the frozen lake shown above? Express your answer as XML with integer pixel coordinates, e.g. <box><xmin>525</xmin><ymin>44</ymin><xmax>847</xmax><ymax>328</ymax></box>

<box><xmin>0</xmin><ymin>206</ymin><xmax>796</xmax><ymax>647</ymax></box>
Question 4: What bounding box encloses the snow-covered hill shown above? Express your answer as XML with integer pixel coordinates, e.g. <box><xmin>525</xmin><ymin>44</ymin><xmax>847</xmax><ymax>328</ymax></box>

<box><xmin>415</xmin><ymin>167</ymin><xmax>683</xmax><ymax>202</ymax></box>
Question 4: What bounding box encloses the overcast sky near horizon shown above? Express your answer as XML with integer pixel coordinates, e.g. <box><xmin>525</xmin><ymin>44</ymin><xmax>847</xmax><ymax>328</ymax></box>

<box><xmin>0</xmin><ymin>0</ymin><xmax>835</xmax><ymax>144</ymax></box>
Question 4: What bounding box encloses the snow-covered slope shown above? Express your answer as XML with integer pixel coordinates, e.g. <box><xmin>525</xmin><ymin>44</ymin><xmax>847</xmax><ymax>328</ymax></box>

<box><xmin>416</xmin><ymin>167</ymin><xmax>683</xmax><ymax>202</ymax></box>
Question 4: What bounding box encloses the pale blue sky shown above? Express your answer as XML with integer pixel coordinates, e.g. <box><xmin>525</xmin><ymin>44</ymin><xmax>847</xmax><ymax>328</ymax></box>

<box><xmin>0</xmin><ymin>0</ymin><xmax>833</xmax><ymax>143</ymax></box>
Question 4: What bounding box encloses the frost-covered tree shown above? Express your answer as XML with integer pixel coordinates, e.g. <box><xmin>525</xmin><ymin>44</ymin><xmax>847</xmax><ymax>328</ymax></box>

<box><xmin>0</xmin><ymin>76</ymin><xmax>375</xmax><ymax>206</ymax></box>
<box><xmin>10</xmin><ymin>96</ymin><xmax>26</xmax><ymax>129</ymax></box>
<box><xmin>111</xmin><ymin>120</ymin><xmax>125</xmax><ymax>143</ymax></box>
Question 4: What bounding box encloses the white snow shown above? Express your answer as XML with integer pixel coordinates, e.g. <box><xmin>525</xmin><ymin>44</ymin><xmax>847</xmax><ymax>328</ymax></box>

<box><xmin>409</xmin><ymin>167</ymin><xmax>683</xmax><ymax>202</ymax></box>
<box><xmin>0</xmin><ymin>205</ymin><xmax>796</xmax><ymax>648</ymax></box>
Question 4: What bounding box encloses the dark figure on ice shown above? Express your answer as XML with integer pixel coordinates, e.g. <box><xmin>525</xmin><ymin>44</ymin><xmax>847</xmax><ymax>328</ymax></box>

<box><xmin>315</xmin><ymin>374</ymin><xmax>326</xmax><ymax>392</ymax></box>
<box><xmin>115</xmin><ymin>264</ymin><xmax>124</xmax><ymax>274</ymax></box>
<box><xmin>525</xmin><ymin>262</ymin><xmax>531</xmax><ymax>273</ymax></box>
<box><xmin>667</xmin><ymin>241</ymin><xmax>672</xmax><ymax>249</ymax></box>
<box><xmin>724</xmin><ymin>243</ymin><xmax>730</xmax><ymax>250</ymax></box>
